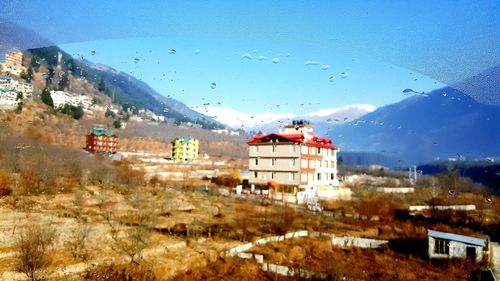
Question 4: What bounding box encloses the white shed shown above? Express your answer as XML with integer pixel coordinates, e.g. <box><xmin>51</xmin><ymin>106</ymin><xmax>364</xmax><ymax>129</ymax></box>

<box><xmin>427</xmin><ymin>230</ymin><xmax>489</xmax><ymax>263</ymax></box>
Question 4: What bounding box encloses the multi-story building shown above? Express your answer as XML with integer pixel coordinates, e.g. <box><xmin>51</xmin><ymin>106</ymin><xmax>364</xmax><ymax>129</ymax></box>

<box><xmin>50</xmin><ymin>90</ymin><xmax>92</xmax><ymax>109</ymax></box>
<box><xmin>247</xmin><ymin>120</ymin><xmax>339</xmax><ymax>193</ymax></box>
<box><xmin>171</xmin><ymin>138</ymin><xmax>199</xmax><ymax>163</ymax></box>
<box><xmin>1</xmin><ymin>50</ymin><xmax>26</xmax><ymax>76</ymax></box>
<box><xmin>85</xmin><ymin>128</ymin><xmax>118</xmax><ymax>154</ymax></box>
<box><xmin>0</xmin><ymin>89</ymin><xmax>20</xmax><ymax>108</ymax></box>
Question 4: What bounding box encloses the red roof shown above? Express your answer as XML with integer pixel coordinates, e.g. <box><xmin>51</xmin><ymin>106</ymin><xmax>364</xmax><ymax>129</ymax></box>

<box><xmin>247</xmin><ymin>133</ymin><xmax>338</xmax><ymax>150</ymax></box>
<box><xmin>247</xmin><ymin>133</ymin><xmax>304</xmax><ymax>144</ymax></box>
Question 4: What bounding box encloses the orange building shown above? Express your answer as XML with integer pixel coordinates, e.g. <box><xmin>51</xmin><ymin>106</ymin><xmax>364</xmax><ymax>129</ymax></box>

<box><xmin>85</xmin><ymin>128</ymin><xmax>118</xmax><ymax>154</ymax></box>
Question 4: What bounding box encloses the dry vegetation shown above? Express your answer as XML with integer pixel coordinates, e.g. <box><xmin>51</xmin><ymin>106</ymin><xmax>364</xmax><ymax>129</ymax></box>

<box><xmin>0</xmin><ymin>103</ymin><xmax>497</xmax><ymax>280</ymax></box>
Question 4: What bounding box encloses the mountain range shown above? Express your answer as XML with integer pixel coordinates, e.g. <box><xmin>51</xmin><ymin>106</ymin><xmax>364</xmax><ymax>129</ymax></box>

<box><xmin>28</xmin><ymin>46</ymin><xmax>222</xmax><ymax>129</ymax></box>
<box><xmin>328</xmin><ymin>83</ymin><xmax>500</xmax><ymax>164</ymax></box>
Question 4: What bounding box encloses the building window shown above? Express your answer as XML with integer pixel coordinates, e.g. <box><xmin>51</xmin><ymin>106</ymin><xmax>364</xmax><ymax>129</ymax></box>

<box><xmin>317</xmin><ymin>173</ymin><xmax>321</xmax><ymax>180</ymax></box>
<box><xmin>255</xmin><ymin>158</ymin><xmax>259</xmax><ymax>165</ymax></box>
<box><xmin>317</xmin><ymin>147</ymin><xmax>321</xmax><ymax>154</ymax></box>
<box><xmin>271</xmin><ymin>172</ymin><xmax>276</xmax><ymax>179</ymax></box>
<box><xmin>309</xmin><ymin>147</ymin><xmax>315</xmax><ymax>155</ymax></box>
<box><xmin>272</xmin><ymin>159</ymin><xmax>276</xmax><ymax>166</ymax></box>
<box><xmin>290</xmin><ymin>144</ymin><xmax>297</xmax><ymax>152</ymax></box>
<box><xmin>290</xmin><ymin>159</ymin><xmax>296</xmax><ymax>167</ymax></box>
<box><xmin>272</xmin><ymin>145</ymin><xmax>277</xmax><ymax>152</ymax></box>
<box><xmin>330</xmin><ymin>173</ymin><xmax>334</xmax><ymax>180</ymax></box>
<box><xmin>254</xmin><ymin>146</ymin><xmax>259</xmax><ymax>153</ymax></box>
<box><xmin>434</xmin><ymin>239</ymin><xmax>449</xmax><ymax>255</ymax></box>
<box><xmin>254</xmin><ymin>171</ymin><xmax>258</xmax><ymax>178</ymax></box>
<box><xmin>289</xmin><ymin>172</ymin><xmax>296</xmax><ymax>180</ymax></box>
<box><xmin>301</xmin><ymin>146</ymin><xmax>308</xmax><ymax>154</ymax></box>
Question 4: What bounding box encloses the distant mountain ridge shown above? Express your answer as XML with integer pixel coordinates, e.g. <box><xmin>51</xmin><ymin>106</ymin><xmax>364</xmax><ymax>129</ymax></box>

<box><xmin>27</xmin><ymin>46</ymin><xmax>222</xmax><ymax>129</ymax></box>
<box><xmin>263</xmin><ymin>104</ymin><xmax>376</xmax><ymax>136</ymax></box>
<box><xmin>329</xmin><ymin>86</ymin><xmax>500</xmax><ymax>164</ymax></box>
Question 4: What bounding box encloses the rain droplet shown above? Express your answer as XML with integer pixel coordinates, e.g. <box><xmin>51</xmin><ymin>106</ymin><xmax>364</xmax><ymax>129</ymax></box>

<box><xmin>321</xmin><ymin>64</ymin><xmax>329</xmax><ymax>70</ymax></box>
<box><xmin>133</xmin><ymin>58</ymin><xmax>140</xmax><ymax>63</ymax></box>
<box><xmin>210</xmin><ymin>82</ymin><xmax>217</xmax><ymax>89</ymax></box>
<box><xmin>442</xmin><ymin>93</ymin><xmax>447</xmax><ymax>97</ymax></box>
<box><xmin>242</xmin><ymin>53</ymin><xmax>252</xmax><ymax>60</ymax></box>
<box><xmin>304</xmin><ymin>61</ymin><xmax>321</xmax><ymax>66</ymax></box>
<box><xmin>329</xmin><ymin>76</ymin><xmax>336</xmax><ymax>82</ymax></box>
<box><xmin>195</xmin><ymin>49</ymin><xmax>201</xmax><ymax>55</ymax></box>
<box><xmin>340</xmin><ymin>71</ymin><xmax>348</xmax><ymax>78</ymax></box>
<box><xmin>272</xmin><ymin>58</ymin><xmax>280</xmax><ymax>64</ymax></box>
<box><xmin>484</xmin><ymin>197</ymin><xmax>492</xmax><ymax>205</ymax></box>
<box><xmin>91</xmin><ymin>50</ymin><xmax>96</xmax><ymax>56</ymax></box>
<box><xmin>258</xmin><ymin>56</ymin><xmax>266</xmax><ymax>61</ymax></box>
<box><xmin>169</xmin><ymin>48</ymin><xmax>176</xmax><ymax>54</ymax></box>
<box><xmin>448</xmin><ymin>189</ymin><xmax>456</xmax><ymax>197</ymax></box>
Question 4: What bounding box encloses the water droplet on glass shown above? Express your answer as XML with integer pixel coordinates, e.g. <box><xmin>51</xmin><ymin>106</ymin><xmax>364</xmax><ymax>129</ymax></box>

<box><xmin>272</xmin><ymin>58</ymin><xmax>280</xmax><ymax>64</ymax></box>
<box><xmin>448</xmin><ymin>189</ymin><xmax>456</xmax><ymax>197</ymax></box>
<box><xmin>133</xmin><ymin>58</ymin><xmax>140</xmax><ymax>63</ymax></box>
<box><xmin>484</xmin><ymin>197</ymin><xmax>492</xmax><ymax>205</ymax></box>
<box><xmin>91</xmin><ymin>50</ymin><xmax>96</xmax><ymax>56</ymax></box>
<box><xmin>242</xmin><ymin>53</ymin><xmax>252</xmax><ymax>60</ymax></box>
<box><xmin>195</xmin><ymin>49</ymin><xmax>201</xmax><ymax>55</ymax></box>
<box><xmin>340</xmin><ymin>71</ymin><xmax>348</xmax><ymax>78</ymax></box>
<box><xmin>321</xmin><ymin>64</ymin><xmax>329</xmax><ymax>70</ymax></box>
<box><xmin>304</xmin><ymin>61</ymin><xmax>321</xmax><ymax>66</ymax></box>
<box><xmin>329</xmin><ymin>76</ymin><xmax>336</xmax><ymax>82</ymax></box>
<box><xmin>210</xmin><ymin>82</ymin><xmax>217</xmax><ymax>89</ymax></box>
<box><xmin>169</xmin><ymin>49</ymin><xmax>176</xmax><ymax>55</ymax></box>
<box><xmin>258</xmin><ymin>55</ymin><xmax>266</xmax><ymax>61</ymax></box>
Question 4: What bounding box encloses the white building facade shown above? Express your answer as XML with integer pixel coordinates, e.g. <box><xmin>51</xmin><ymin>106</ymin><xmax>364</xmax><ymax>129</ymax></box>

<box><xmin>428</xmin><ymin>230</ymin><xmax>489</xmax><ymax>263</ymax></box>
<box><xmin>248</xmin><ymin>121</ymin><xmax>339</xmax><ymax>194</ymax></box>
<box><xmin>50</xmin><ymin>90</ymin><xmax>92</xmax><ymax>108</ymax></box>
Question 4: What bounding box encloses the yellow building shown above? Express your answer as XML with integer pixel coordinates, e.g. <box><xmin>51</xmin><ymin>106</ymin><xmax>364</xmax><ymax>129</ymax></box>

<box><xmin>171</xmin><ymin>138</ymin><xmax>199</xmax><ymax>163</ymax></box>
<box><xmin>1</xmin><ymin>50</ymin><xmax>26</xmax><ymax>76</ymax></box>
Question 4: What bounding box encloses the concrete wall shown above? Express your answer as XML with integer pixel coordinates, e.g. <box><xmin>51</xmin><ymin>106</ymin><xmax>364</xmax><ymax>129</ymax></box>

<box><xmin>375</xmin><ymin>187</ymin><xmax>415</xmax><ymax>193</ymax></box>
<box><xmin>428</xmin><ymin>236</ymin><xmax>485</xmax><ymax>263</ymax></box>
<box><xmin>331</xmin><ymin>237</ymin><xmax>389</xmax><ymax>248</ymax></box>
<box><xmin>409</xmin><ymin>205</ymin><xmax>476</xmax><ymax>212</ymax></box>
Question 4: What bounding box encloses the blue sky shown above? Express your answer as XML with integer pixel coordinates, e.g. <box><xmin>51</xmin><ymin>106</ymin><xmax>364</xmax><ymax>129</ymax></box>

<box><xmin>2</xmin><ymin>1</ymin><xmax>500</xmax><ymax>114</ymax></box>
<box><xmin>60</xmin><ymin>36</ymin><xmax>443</xmax><ymax>115</ymax></box>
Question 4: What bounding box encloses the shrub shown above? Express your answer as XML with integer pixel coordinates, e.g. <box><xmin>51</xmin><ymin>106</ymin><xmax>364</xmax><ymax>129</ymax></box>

<box><xmin>15</xmin><ymin>225</ymin><xmax>57</xmax><ymax>281</ymax></box>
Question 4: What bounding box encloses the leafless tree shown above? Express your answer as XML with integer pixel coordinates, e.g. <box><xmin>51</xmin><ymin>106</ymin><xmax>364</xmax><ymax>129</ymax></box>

<box><xmin>15</xmin><ymin>225</ymin><xmax>57</xmax><ymax>281</ymax></box>
<box><xmin>67</xmin><ymin>225</ymin><xmax>91</xmax><ymax>260</ymax></box>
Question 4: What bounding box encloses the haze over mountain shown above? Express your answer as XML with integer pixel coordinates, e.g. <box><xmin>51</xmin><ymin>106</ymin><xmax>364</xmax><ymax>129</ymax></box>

<box><xmin>194</xmin><ymin>104</ymin><xmax>375</xmax><ymax>133</ymax></box>
<box><xmin>328</xmin><ymin>84</ymin><xmax>500</xmax><ymax>164</ymax></box>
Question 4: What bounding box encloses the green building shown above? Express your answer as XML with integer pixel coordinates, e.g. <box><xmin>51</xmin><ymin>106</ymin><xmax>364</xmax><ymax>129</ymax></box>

<box><xmin>171</xmin><ymin>138</ymin><xmax>199</xmax><ymax>163</ymax></box>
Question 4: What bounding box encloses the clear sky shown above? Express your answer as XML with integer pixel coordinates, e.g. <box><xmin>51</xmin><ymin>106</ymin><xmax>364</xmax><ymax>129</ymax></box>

<box><xmin>2</xmin><ymin>0</ymin><xmax>500</xmax><ymax>115</ymax></box>
<box><xmin>60</xmin><ymin>36</ymin><xmax>444</xmax><ymax>115</ymax></box>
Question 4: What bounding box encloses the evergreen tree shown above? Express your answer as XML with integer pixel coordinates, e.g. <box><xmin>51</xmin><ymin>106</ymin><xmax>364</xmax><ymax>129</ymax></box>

<box><xmin>41</xmin><ymin>88</ymin><xmax>53</xmax><ymax>107</ymax></box>
<box><xmin>113</xmin><ymin>119</ymin><xmax>122</xmax><ymax>129</ymax></box>
<box><xmin>98</xmin><ymin>79</ymin><xmax>106</xmax><ymax>92</ymax></box>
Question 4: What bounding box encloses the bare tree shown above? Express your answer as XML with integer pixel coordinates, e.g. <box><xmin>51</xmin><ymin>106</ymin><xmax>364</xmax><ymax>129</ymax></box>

<box><xmin>15</xmin><ymin>225</ymin><xmax>57</xmax><ymax>281</ymax></box>
<box><xmin>67</xmin><ymin>225</ymin><xmax>91</xmax><ymax>260</ymax></box>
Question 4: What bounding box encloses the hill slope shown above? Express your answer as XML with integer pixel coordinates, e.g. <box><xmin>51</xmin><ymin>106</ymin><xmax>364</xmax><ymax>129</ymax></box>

<box><xmin>27</xmin><ymin>46</ymin><xmax>222</xmax><ymax>128</ymax></box>
<box><xmin>329</xmin><ymin>88</ymin><xmax>500</xmax><ymax>164</ymax></box>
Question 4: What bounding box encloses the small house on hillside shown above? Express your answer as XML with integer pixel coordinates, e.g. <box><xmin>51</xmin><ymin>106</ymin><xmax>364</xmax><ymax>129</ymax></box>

<box><xmin>428</xmin><ymin>230</ymin><xmax>489</xmax><ymax>263</ymax></box>
<box><xmin>85</xmin><ymin>128</ymin><xmax>118</xmax><ymax>154</ymax></box>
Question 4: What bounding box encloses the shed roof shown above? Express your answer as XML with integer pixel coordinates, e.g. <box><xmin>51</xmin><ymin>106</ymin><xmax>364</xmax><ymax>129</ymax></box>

<box><xmin>428</xmin><ymin>230</ymin><xmax>486</xmax><ymax>247</ymax></box>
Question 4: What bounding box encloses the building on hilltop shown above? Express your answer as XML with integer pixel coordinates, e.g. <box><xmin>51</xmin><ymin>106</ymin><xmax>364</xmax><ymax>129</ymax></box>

<box><xmin>0</xmin><ymin>50</ymin><xmax>26</xmax><ymax>76</ymax></box>
<box><xmin>85</xmin><ymin>128</ymin><xmax>118</xmax><ymax>154</ymax></box>
<box><xmin>247</xmin><ymin>120</ymin><xmax>342</xmax><ymax>200</ymax></box>
<box><xmin>0</xmin><ymin>88</ymin><xmax>21</xmax><ymax>108</ymax></box>
<box><xmin>171</xmin><ymin>138</ymin><xmax>199</xmax><ymax>163</ymax></box>
<box><xmin>50</xmin><ymin>90</ymin><xmax>92</xmax><ymax>109</ymax></box>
